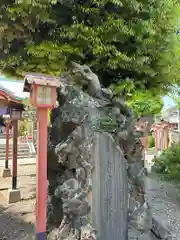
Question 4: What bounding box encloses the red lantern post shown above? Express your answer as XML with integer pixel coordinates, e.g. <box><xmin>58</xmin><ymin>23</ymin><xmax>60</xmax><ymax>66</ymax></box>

<box><xmin>0</xmin><ymin>114</ymin><xmax>11</xmax><ymax>178</ymax></box>
<box><xmin>5</xmin><ymin>121</ymin><xmax>10</xmax><ymax>169</ymax></box>
<box><xmin>23</xmin><ymin>74</ymin><xmax>60</xmax><ymax>240</ymax></box>
<box><xmin>10</xmin><ymin>108</ymin><xmax>23</xmax><ymax>190</ymax></box>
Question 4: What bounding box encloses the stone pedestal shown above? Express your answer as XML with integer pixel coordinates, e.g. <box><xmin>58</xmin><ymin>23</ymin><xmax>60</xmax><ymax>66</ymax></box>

<box><xmin>0</xmin><ymin>168</ymin><xmax>11</xmax><ymax>178</ymax></box>
<box><xmin>4</xmin><ymin>189</ymin><xmax>21</xmax><ymax>203</ymax></box>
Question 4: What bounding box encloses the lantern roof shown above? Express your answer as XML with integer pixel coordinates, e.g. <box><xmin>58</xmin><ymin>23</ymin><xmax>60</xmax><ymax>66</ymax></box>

<box><xmin>23</xmin><ymin>73</ymin><xmax>61</xmax><ymax>92</ymax></box>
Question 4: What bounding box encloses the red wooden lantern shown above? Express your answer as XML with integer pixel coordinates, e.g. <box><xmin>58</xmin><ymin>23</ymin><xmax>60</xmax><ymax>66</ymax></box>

<box><xmin>23</xmin><ymin>73</ymin><xmax>61</xmax><ymax>239</ymax></box>
<box><xmin>23</xmin><ymin>73</ymin><xmax>60</xmax><ymax>108</ymax></box>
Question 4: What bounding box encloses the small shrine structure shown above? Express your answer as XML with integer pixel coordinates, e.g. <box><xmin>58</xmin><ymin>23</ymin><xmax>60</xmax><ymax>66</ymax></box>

<box><xmin>0</xmin><ymin>84</ymin><xmax>25</xmax><ymax>203</ymax></box>
<box><xmin>151</xmin><ymin>120</ymin><xmax>169</xmax><ymax>156</ymax></box>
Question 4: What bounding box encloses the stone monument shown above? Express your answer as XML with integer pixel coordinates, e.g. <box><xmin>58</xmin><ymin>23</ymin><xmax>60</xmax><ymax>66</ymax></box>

<box><xmin>47</xmin><ymin>63</ymin><xmax>153</xmax><ymax>239</ymax></box>
<box><xmin>92</xmin><ymin>133</ymin><xmax>128</xmax><ymax>240</ymax></box>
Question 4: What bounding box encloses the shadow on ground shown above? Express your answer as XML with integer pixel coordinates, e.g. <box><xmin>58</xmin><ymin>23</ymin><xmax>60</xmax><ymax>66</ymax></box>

<box><xmin>0</xmin><ymin>204</ymin><xmax>35</xmax><ymax>240</ymax></box>
<box><xmin>19</xmin><ymin>173</ymin><xmax>36</xmax><ymax>178</ymax></box>
<box><xmin>0</xmin><ymin>165</ymin><xmax>36</xmax><ymax>239</ymax></box>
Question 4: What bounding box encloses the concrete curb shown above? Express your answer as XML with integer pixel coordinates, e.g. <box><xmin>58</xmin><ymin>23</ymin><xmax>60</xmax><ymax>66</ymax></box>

<box><xmin>0</xmin><ymin>187</ymin><xmax>8</xmax><ymax>191</ymax></box>
<box><xmin>151</xmin><ymin>216</ymin><xmax>172</xmax><ymax>239</ymax></box>
<box><xmin>17</xmin><ymin>162</ymin><xmax>36</xmax><ymax>166</ymax></box>
<box><xmin>0</xmin><ymin>161</ymin><xmax>36</xmax><ymax>167</ymax></box>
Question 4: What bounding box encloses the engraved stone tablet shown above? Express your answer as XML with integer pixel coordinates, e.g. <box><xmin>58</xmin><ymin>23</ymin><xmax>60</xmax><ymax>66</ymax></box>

<box><xmin>92</xmin><ymin>132</ymin><xmax>128</xmax><ymax>240</ymax></box>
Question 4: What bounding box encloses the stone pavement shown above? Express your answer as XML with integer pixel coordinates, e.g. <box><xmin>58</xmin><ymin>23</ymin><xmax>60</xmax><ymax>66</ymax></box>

<box><xmin>0</xmin><ymin>138</ymin><xmax>13</xmax><ymax>144</ymax></box>
<box><xmin>0</xmin><ymin>157</ymin><xmax>36</xmax><ymax>167</ymax></box>
<box><xmin>1</xmin><ymin>158</ymin><xmax>180</xmax><ymax>239</ymax></box>
<box><xmin>0</xmin><ymin>164</ymin><xmax>36</xmax><ymax>239</ymax></box>
<box><xmin>144</xmin><ymin>151</ymin><xmax>154</xmax><ymax>173</ymax></box>
<box><xmin>146</xmin><ymin>175</ymin><xmax>180</xmax><ymax>239</ymax></box>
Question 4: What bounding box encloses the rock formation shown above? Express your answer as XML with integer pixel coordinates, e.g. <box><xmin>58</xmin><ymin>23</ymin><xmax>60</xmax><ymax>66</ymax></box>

<box><xmin>47</xmin><ymin>64</ymin><xmax>153</xmax><ymax>239</ymax></box>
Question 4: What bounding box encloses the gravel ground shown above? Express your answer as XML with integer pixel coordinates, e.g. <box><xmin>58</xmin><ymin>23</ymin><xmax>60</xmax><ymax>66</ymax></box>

<box><xmin>146</xmin><ymin>175</ymin><xmax>180</xmax><ymax>240</ymax></box>
<box><xmin>0</xmin><ymin>165</ymin><xmax>36</xmax><ymax>239</ymax></box>
<box><xmin>1</xmin><ymin>164</ymin><xmax>179</xmax><ymax>240</ymax></box>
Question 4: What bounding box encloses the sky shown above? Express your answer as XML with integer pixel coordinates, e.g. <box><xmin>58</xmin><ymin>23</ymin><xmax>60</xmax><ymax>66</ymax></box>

<box><xmin>0</xmin><ymin>76</ymin><xmax>29</xmax><ymax>98</ymax></box>
<box><xmin>0</xmin><ymin>76</ymin><xmax>177</xmax><ymax>111</ymax></box>
<box><xmin>162</xmin><ymin>96</ymin><xmax>176</xmax><ymax>110</ymax></box>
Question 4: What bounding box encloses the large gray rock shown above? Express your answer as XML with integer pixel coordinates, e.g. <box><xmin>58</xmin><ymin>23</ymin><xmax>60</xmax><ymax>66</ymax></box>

<box><xmin>47</xmin><ymin>64</ymin><xmax>153</xmax><ymax>239</ymax></box>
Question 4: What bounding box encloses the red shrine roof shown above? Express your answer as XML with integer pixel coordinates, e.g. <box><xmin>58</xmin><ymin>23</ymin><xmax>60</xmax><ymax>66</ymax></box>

<box><xmin>151</xmin><ymin>121</ymin><xmax>169</xmax><ymax>131</ymax></box>
<box><xmin>0</xmin><ymin>84</ymin><xmax>24</xmax><ymax>104</ymax></box>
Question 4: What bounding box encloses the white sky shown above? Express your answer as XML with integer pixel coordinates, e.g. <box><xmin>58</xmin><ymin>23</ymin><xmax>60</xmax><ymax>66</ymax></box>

<box><xmin>0</xmin><ymin>76</ymin><xmax>29</xmax><ymax>98</ymax></box>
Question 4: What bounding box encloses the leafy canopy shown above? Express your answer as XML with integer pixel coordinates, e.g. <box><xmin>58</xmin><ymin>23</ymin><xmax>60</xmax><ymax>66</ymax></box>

<box><xmin>0</xmin><ymin>0</ymin><xmax>179</xmax><ymax>94</ymax></box>
<box><xmin>127</xmin><ymin>90</ymin><xmax>163</xmax><ymax>117</ymax></box>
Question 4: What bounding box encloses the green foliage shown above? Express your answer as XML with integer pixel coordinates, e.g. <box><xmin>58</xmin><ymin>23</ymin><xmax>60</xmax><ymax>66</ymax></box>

<box><xmin>127</xmin><ymin>90</ymin><xmax>163</xmax><ymax>117</ymax></box>
<box><xmin>153</xmin><ymin>144</ymin><xmax>180</xmax><ymax>181</ymax></box>
<box><xmin>0</xmin><ymin>0</ymin><xmax>179</xmax><ymax>94</ymax></box>
<box><xmin>48</xmin><ymin>109</ymin><xmax>51</xmax><ymax>125</ymax></box>
<box><xmin>92</xmin><ymin>115</ymin><xmax>119</xmax><ymax>133</ymax></box>
<box><xmin>148</xmin><ymin>135</ymin><xmax>154</xmax><ymax>148</ymax></box>
<box><xmin>18</xmin><ymin>119</ymin><xmax>28</xmax><ymax>136</ymax></box>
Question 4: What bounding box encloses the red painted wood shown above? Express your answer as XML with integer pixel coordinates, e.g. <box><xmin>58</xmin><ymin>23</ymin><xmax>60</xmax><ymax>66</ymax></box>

<box><xmin>5</xmin><ymin>123</ymin><xmax>10</xmax><ymax>164</ymax></box>
<box><xmin>36</xmin><ymin>108</ymin><xmax>48</xmax><ymax>234</ymax></box>
<box><xmin>0</xmin><ymin>90</ymin><xmax>22</xmax><ymax>104</ymax></box>
<box><xmin>12</xmin><ymin>121</ymin><xmax>18</xmax><ymax>178</ymax></box>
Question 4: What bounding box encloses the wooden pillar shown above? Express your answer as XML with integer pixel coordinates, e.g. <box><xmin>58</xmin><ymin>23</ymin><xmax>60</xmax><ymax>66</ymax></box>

<box><xmin>0</xmin><ymin>119</ymin><xmax>11</xmax><ymax>178</ymax></box>
<box><xmin>5</xmin><ymin>122</ymin><xmax>10</xmax><ymax>169</ymax></box>
<box><xmin>36</xmin><ymin>108</ymin><xmax>48</xmax><ymax>240</ymax></box>
<box><xmin>12</xmin><ymin>120</ymin><xmax>18</xmax><ymax>189</ymax></box>
<box><xmin>164</xmin><ymin>127</ymin><xmax>169</xmax><ymax>149</ymax></box>
<box><xmin>161</xmin><ymin>129</ymin><xmax>164</xmax><ymax>150</ymax></box>
<box><xmin>163</xmin><ymin>127</ymin><xmax>166</xmax><ymax>149</ymax></box>
<box><xmin>160</xmin><ymin>130</ymin><xmax>163</xmax><ymax>150</ymax></box>
<box><xmin>157</xmin><ymin>127</ymin><xmax>161</xmax><ymax>154</ymax></box>
<box><xmin>154</xmin><ymin>128</ymin><xmax>159</xmax><ymax>156</ymax></box>
<box><xmin>154</xmin><ymin>128</ymin><xmax>158</xmax><ymax>156</ymax></box>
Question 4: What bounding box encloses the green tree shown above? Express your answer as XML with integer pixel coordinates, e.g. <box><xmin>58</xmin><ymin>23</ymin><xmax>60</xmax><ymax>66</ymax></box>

<box><xmin>127</xmin><ymin>90</ymin><xmax>163</xmax><ymax>118</ymax></box>
<box><xmin>18</xmin><ymin>119</ymin><xmax>28</xmax><ymax>136</ymax></box>
<box><xmin>0</xmin><ymin>0</ymin><xmax>179</xmax><ymax>94</ymax></box>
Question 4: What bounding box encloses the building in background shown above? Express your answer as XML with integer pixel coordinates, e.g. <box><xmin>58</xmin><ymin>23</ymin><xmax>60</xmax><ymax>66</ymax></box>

<box><xmin>0</xmin><ymin>76</ymin><xmax>29</xmax><ymax>99</ymax></box>
<box><xmin>162</xmin><ymin>106</ymin><xmax>178</xmax><ymax>131</ymax></box>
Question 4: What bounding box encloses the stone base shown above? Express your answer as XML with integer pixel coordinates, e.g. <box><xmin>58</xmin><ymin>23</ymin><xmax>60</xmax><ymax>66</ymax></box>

<box><xmin>0</xmin><ymin>168</ymin><xmax>11</xmax><ymax>178</ymax></box>
<box><xmin>4</xmin><ymin>189</ymin><xmax>21</xmax><ymax>204</ymax></box>
<box><xmin>151</xmin><ymin>216</ymin><xmax>171</xmax><ymax>239</ymax></box>
<box><xmin>128</xmin><ymin>229</ymin><xmax>158</xmax><ymax>239</ymax></box>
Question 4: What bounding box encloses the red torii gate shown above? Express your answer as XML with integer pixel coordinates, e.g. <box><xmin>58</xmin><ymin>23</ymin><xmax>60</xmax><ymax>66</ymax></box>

<box><xmin>151</xmin><ymin>121</ymin><xmax>169</xmax><ymax>156</ymax></box>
